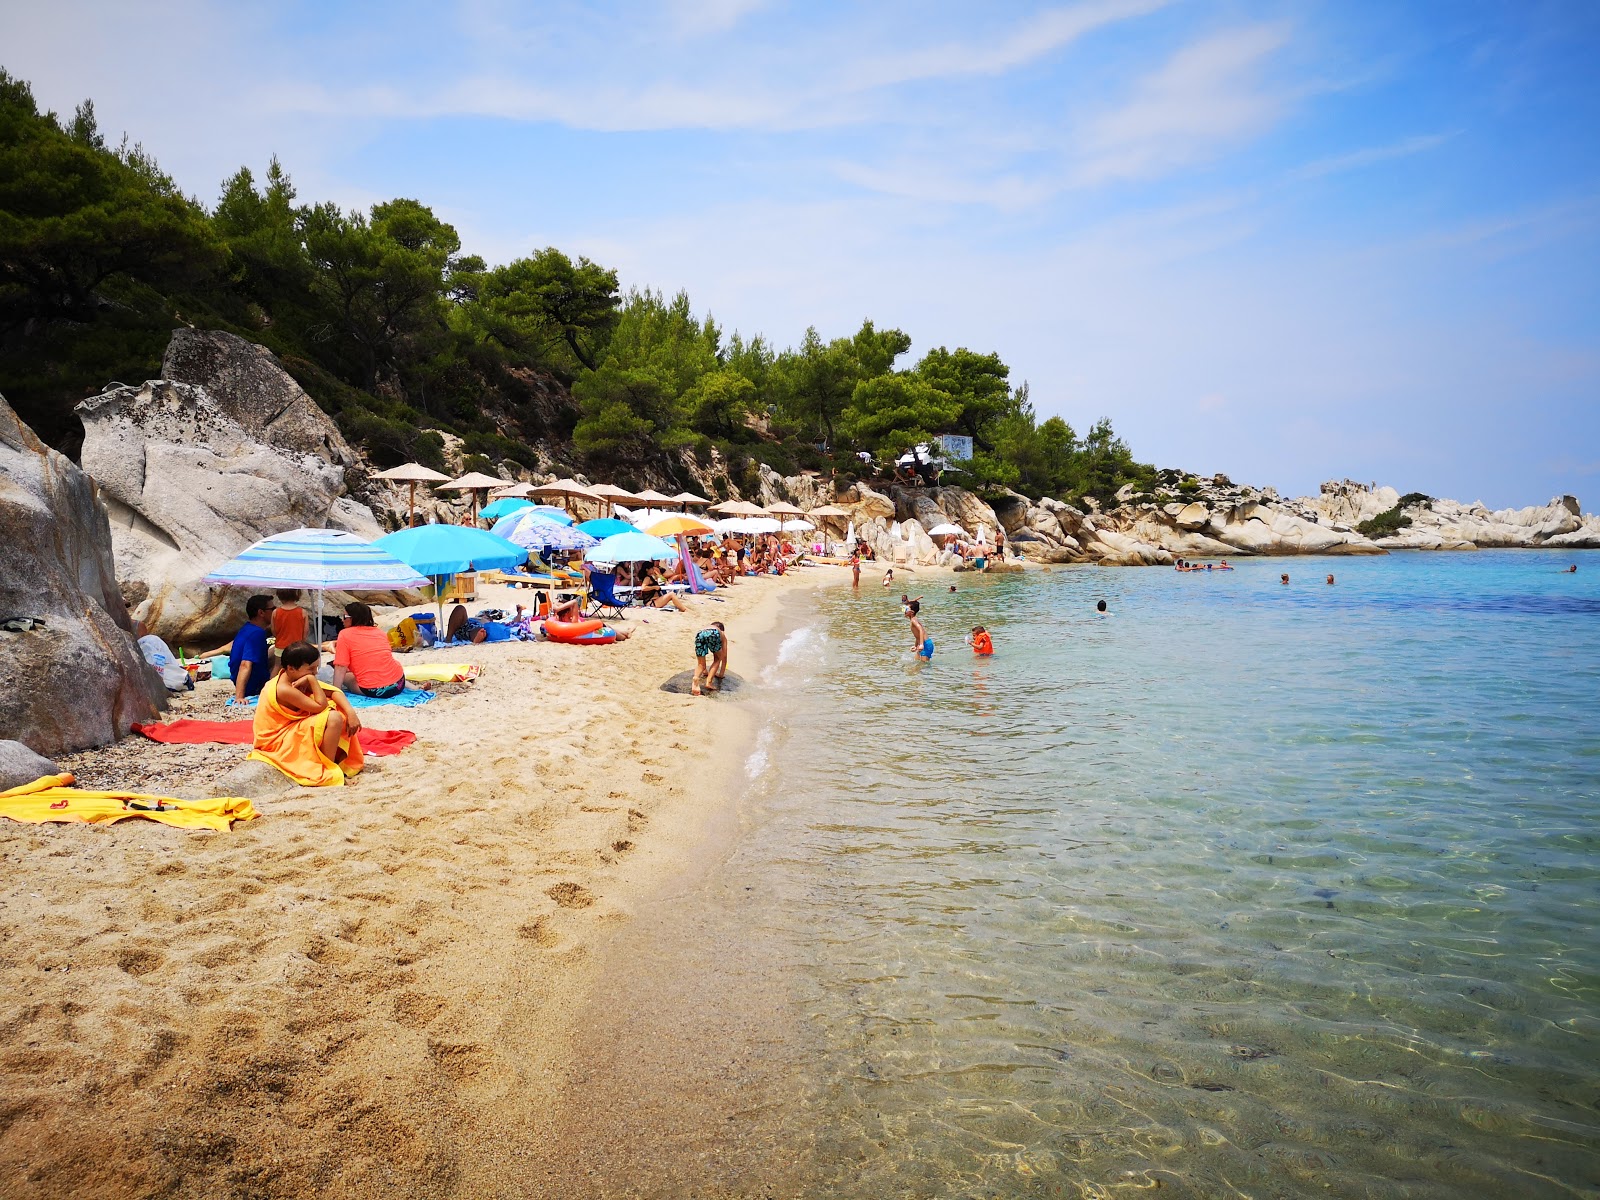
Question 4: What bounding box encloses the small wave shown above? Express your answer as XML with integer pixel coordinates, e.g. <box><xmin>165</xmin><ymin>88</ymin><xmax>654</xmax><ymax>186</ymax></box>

<box><xmin>763</xmin><ymin>624</ymin><xmax>819</xmax><ymax>683</ymax></box>
<box><xmin>745</xmin><ymin>725</ymin><xmax>775</xmax><ymax>780</ymax></box>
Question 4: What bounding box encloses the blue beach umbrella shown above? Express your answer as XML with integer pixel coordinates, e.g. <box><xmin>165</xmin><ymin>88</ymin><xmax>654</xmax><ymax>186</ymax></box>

<box><xmin>527</xmin><ymin>505</ymin><xmax>576</xmax><ymax>526</ymax></box>
<box><xmin>576</xmin><ymin>517</ymin><xmax>634</xmax><ymax>538</ymax></box>
<box><xmin>479</xmin><ymin>496</ymin><xmax>534</xmax><ymax>522</ymax></box>
<box><xmin>583</xmin><ymin>531</ymin><xmax>679</xmax><ymax>566</ymax></box>
<box><xmin>374</xmin><ymin>525</ymin><xmax>528</xmax><ymax>620</ymax></box>
<box><xmin>202</xmin><ymin>527</ymin><xmax>432</xmax><ymax>640</ymax></box>
<box><xmin>491</xmin><ymin>509</ymin><xmax>578</xmax><ymax>543</ymax></box>
<box><xmin>498</xmin><ymin>517</ymin><xmax>600</xmax><ymax>554</ymax></box>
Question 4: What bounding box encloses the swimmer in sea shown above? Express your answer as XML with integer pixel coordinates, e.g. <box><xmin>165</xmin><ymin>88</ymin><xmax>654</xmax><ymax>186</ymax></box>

<box><xmin>966</xmin><ymin>625</ymin><xmax>993</xmax><ymax>656</ymax></box>
<box><xmin>1280</xmin><ymin>573</ymin><xmax>1289</xmax><ymax>585</ymax></box>
<box><xmin>1567</xmin><ymin>564</ymin><xmax>1578</xmax><ymax>573</ymax></box>
<box><xmin>1096</xmin><ymin>599</ymin><xmax>1108</xmax><ymax>614</ymax></box>
<box><xmin>907</xmin><ymin>600</ymin><xmax>933</xmax><ymax>661</ymax></box>
<box><xmin>1327</xmin><ymin>574</ymin><xmax>1335</xmax><ymax>585</ymax></box>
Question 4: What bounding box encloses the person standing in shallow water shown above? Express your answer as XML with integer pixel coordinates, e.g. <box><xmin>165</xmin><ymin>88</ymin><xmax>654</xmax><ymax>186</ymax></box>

<box><xmin>907</xmin><ymin>600</ymin><xmax>933</xmax><ymax>661</ymax></box>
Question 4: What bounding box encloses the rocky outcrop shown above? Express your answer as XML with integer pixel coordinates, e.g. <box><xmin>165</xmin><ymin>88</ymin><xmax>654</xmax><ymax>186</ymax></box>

<box><xmin>1</xmin><ymin>394</ymin><xmax>165</xmax><ymax>757</ymax></box>
<box><xmin>78</xmin><ymin>379</ymin><xmax>376</xmax><ymax>647</ymax></box>
<box><xmin>1304</xmin><ymin>482</ymin><xmax>1597</xmax><ymax>551</ymax></box>
<box><xmin>161</xmin><ymin>328</ymin><xmax>359</xmax><ymax>473</ymax></box>
<box><xmin>0</xmin><ymin>740</ymin><xmax>61</xmax><ymax>790</ymax></box>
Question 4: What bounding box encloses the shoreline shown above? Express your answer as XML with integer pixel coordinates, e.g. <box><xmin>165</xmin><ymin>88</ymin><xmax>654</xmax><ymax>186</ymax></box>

<box><xmin>0</xmin><ymin>565</ymin><xmax>847</xmax><ymax>1198</ymax></box>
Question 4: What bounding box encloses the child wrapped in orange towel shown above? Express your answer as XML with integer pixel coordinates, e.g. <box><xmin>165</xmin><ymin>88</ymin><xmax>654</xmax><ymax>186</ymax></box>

<box><xmin>249</xmin><ymin>641</ymin><xmax>366</xmax><ymax>786</ymax></box>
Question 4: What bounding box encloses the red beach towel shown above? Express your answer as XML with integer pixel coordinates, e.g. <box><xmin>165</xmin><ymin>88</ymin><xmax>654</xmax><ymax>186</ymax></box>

<box><xmin>133</xmin><ymin>720</ymin><xmax>417</xmax><ymax>757</ymax></box>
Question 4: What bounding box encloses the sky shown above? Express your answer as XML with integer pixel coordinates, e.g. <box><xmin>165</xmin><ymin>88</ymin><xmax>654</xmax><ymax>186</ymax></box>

<box><xmin>4</xmin><ymin>0</ymin><xmax>1599</xmax><ymax>507</ymax></box>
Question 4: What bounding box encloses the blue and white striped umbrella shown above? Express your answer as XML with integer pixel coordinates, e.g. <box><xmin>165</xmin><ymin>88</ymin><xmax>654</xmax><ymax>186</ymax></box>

<box><xmin>494</xmin><ymin>510</ymin><xmax>600</xmax><ymax>552</ymax></box>
<box><xmin>202</xmin><ymin>528</ymin><xmax>431</xmax><ymax>591</ymax></box>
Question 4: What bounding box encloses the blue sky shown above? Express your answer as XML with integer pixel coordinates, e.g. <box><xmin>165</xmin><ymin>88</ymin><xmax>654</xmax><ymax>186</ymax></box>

<box><xmin>5</xmin><ymin>0</ymin><xmax>1598</xmax><ymax>506</ymax></box>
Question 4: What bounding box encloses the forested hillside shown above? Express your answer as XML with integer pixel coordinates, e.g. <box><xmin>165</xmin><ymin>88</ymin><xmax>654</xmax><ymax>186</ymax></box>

<box><xmin>0</xmin><ymin>69</ymin><xmax>1155</xmax><ymax>504</ymax></box>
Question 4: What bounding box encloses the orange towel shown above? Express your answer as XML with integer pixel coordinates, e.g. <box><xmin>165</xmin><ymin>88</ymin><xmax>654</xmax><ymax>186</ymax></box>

<box><xmin>248</xmin><ymin>680</ymin><xmax>365</xmax><ymax>787</ymax></box>
<box><xmin>0</xmin><ymin>774</ymin><xmax>258</xmax><ymax>831</ymax></box>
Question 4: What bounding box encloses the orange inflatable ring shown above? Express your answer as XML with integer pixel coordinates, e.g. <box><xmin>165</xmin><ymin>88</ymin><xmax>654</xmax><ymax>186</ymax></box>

<box><xmin>544</xmin><ymin>618</ymin><xmax>605</xmax><ymax>643</ymax></box>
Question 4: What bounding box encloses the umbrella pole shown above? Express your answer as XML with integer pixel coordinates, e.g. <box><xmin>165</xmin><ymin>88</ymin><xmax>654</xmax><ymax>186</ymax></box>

<box><xmin>408</xmin><ymin>481</ymin><xmax>416</xmax><ymax>528</ymax></box>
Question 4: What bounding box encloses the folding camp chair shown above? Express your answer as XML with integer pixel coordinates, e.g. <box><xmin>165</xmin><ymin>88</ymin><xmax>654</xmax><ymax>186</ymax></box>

<box><xmin>586</xmin><ymin>571</ymin><xmax>631</xmax><ymax>620</ymax></box>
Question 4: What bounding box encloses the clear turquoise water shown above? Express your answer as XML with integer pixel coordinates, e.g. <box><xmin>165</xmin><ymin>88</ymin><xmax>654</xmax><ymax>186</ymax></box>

<box><xmin>736</xmin><ymin>550</ymin><xmax>1600</xmax><ymax>1198</ymax></box>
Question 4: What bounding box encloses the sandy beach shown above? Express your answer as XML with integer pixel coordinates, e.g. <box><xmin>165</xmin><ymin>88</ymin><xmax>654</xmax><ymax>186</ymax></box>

<box><xmin>0</xmin><ymin>564</ymin><xmax>853</xmax><ymax>1199</ymax></box>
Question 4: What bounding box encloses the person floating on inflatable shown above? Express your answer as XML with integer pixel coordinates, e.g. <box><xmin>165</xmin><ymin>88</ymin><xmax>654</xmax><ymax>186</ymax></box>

<box><xmin>967</xmin><ymin>625</ymin><xmax>993</xmax><ymax>656</ymax></box>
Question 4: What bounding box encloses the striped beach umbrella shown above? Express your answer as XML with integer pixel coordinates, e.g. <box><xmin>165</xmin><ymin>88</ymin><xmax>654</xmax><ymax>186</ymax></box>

<box><xmin>202</xmin><ymin>528</ymin><xmax>432</xmax><ymax>642</ymax></box>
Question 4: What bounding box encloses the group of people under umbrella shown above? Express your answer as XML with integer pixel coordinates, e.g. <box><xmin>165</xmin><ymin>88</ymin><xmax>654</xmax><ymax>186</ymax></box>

<box><xmin>202</xmin><ymin>466</ymin><xmax>854</xmax><ymax>648</ymax></box>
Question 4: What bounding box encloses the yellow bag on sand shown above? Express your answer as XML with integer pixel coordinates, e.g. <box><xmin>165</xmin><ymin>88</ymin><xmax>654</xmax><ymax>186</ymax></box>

<box><xmin>388</xmin><ymin>616</ymin><xmax>419</xmax><ymax>652</ymax></box>
<box><xmin>0</xmin><ymin>774</ymin><xmax>258</xmax><ymax>831</ymax></box>
<box><xmin>402</xmin><ymin>662</ymin><xmax>481</xmax><ymax>684</ymax></box>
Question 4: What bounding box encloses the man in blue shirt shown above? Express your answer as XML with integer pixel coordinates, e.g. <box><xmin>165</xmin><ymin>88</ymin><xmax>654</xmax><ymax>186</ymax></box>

<box><xmin>229</xmin><ymin>594</ymin><xmax>276</xmax><ymax>703</ymax></box>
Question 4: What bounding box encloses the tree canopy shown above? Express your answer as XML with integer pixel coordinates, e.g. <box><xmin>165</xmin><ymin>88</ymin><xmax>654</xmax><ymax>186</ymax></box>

<box><xmin>0</xmin><ymin>67</ymin><xmax>1157</xmax><ymax>504</ymax></box>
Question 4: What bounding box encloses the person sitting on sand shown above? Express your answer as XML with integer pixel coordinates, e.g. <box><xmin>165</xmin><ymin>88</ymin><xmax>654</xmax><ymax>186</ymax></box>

<box><xmin>272</xmin><ymin>588</ymin><xmax>308</xmax><ymax>650</ymax></box>
<box><xmin>967</xmin><ymin>625</ymin><xmax>993</xmax><ymax>656</ymax></box>
<box><xmin>638</xmin><ymin>565</ymin><xmax>691</xmax><ymax>611</ymax></box>
<box><xmin>229</xmin><ymin>594</ymin><xmax>276</xmax><ymax>704</ymax></box>
<box><xmin>332</xmin><ymin>602</ymin><xmax>408</xmax><ymax>698</ymax></box>
<box><xmin>248</xmin><ymin>641</ymin><xmax>365</xmax><ymax>787</ymax></box>
<box><xmin>691</xmin><ymin>621</ymin><xmax>728</xmax><ymax>696</ymax></box>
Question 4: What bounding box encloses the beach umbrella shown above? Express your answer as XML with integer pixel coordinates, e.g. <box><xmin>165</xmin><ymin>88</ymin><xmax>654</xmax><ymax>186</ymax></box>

<box><xmin>927</xmin><ymin>522</ymin><xmax>968</xmax><ymax>537</ymax></box>
<box><xmin>525</xmin><ymin>505</ymin><xmax>576</xmax><ymax>526</ymax></box>
<box><xmin>576</xmin><ymin>517</ymin><xmax>634</xmax><ymax>538</ymax></box>
<box><xmin>373</xmin><ymin>462</ymin><xmax>451</xmax><ymax>528</ymax></box>
<box><xmin>709</xmin><ymin>499</ymin><xmax>766</xmax><ymax>516</ymax></box>
<box><xmin>583</xmin><ymin>531</ymin><xmax>679</xmax><ymax>566</ymax></box>
<box><xmin>977</xmin><ymin>524</ymin><xmax>989</xmax><ymax>546</ymax></box>
<box><xmin>671</xmin><ymin>491</ymin><xmax>711</xmax><ymax>511</ymax></box>
<box><xmin>439</xmin><ymin>470</ymin><xmax>511</xmax><ymax>526</ymax></box>
<box><xmin>530</xmin><ymin>478</ymin><xmax>602</xmax><ymax>518</ymax></box>
<box><xmin>781</xmin><ymin>519</ymin><xmax>815</xmax><ymax>532</ymax></box>
<box><xmin>646</xmin><ymin>515</ymin><xmax>714</xmax><ymax>538</ymax></box>
<box><xmin>743</xmin><ymin>517</ymin><xmax>782</xmax><ymax>534</ymax></box>
<box><xmin>202</xmin><ymin>527</ymin><xmax>431</xmax><ymax>644</ymax></box>
<box><xmin>765</xmin><ymin>501</ymin><xmax>806</xmax><ymax>517</ymax></box>
<box><xmin>494</xmin><ymin>510</ymin><xmax>598</xmax><ymax>551</ymax></box>
<box><xmin>479</xmin><ymin>496</ymin><xmax>535</xmax><ymax>522</ymax></box>
<box><xmin>489</xmin><ymin>482</ymin><xmax>538</xmax><ymax>499</ymax></box>
<box><xmin>374</xmin><ymin>525</ymin><xmax>528</xmax><ymax>621</ymax></box>
<box><xmin>588</xmin><ymin>483</ymin><xmax>640</xmax><ymax>516</ymax></box>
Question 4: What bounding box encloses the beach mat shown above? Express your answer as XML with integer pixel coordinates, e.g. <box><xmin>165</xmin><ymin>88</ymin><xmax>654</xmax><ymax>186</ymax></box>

<box><xmin>133</xmin><ymin>721</ymin><xmax>417</xmax><ymax>757</ymax></box>
<box><xmin>0</xmin><ymin>773</ymin><xmax>258</xmax><ymax>831</ymax></box>
<box><xmin>233</xmin><ymin>688</ymin><xmax>434</xmax><ymax>710</ymax></box>
<box><xmin>402</xmin><ymin>663</ymin><xmax>481</xmax><ymax>684</ymax></box>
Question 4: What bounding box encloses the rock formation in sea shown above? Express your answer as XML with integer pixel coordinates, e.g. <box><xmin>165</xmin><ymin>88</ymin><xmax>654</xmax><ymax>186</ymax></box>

<box><xmin>78</xmin><ymin>334</ymin><xmax>388</xmax><ymax>646</ymax></box>
<box><xmin>762</xmin><ymin>469</ymin><xmax>1597</xmax><ymax>568</ymax></box>
<box><xmin>0</xmin><ymin>393</ymin><xmax>165</xmax><ymax>757</ymax></box>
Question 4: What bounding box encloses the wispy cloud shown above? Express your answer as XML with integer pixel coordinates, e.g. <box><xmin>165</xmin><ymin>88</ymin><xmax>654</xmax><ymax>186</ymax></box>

<box><xmin>1074</xmin><ymin>23</ymin><xmax>1292</xmax><ymax>185</ymax></box>
<box><xmin>1288</xmin><ymin>131</ymin><xmax>1456</xmax><ymax>180</ymax></box>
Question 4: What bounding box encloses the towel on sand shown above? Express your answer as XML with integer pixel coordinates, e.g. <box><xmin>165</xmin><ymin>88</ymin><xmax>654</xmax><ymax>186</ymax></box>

<box><xmin>0</xmin><ymin>774</ymin><xmax>258</xmax><ymax>831</ymax></box>
<box><xmin>248</xmin><ymin>680</ymin><xmax>365</xmax><ymax>787</ymax></box>
<box><xmin>401</xmin><ymin>663</ymin><xmax>480</xmax><ymax>684</ymax></box>
<box><xmin>133</xmin><ymin>721</ymin><xmax>416</xmax><ymax>757</ymax></box>
<box><xmin>234</xmin><ymin>688</ymin><xmax>434</xmax><ymax>710</ymax></box>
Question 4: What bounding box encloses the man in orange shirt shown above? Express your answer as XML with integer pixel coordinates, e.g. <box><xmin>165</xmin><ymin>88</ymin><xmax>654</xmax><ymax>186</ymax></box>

<box><xmin>330</xmin><ymin>602</ymin><xmax>407</xmax><ymax>698</ymax></box>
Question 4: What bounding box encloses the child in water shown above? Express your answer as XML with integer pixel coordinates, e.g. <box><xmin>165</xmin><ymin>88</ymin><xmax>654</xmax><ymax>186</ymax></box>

<box><xmin>966</xmin><ymin>625</ymin><xmax>993</xmax><ymax>656</ymax></box>
<box><xmin>907</xmin><ymin>600</ymin><xmax>933</xmax><ymax>661</ymax></box>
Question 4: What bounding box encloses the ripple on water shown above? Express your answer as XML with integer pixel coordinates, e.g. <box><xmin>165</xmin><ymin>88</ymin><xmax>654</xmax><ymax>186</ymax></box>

<box><xmin>741</xmin><ymin>553</ymin><xmax>1600</xmax><ymax>1197</ymax></box>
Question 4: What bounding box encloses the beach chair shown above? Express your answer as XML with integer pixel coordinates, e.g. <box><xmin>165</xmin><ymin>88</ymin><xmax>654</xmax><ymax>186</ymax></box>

<box><xmin>586</xmin><ymin>571</ymin><xmax>630</xmax><ymax>620</ymax></box>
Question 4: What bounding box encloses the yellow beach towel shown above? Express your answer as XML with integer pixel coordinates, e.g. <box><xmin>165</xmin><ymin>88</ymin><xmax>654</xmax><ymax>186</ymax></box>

<box><xmin>402</xmin><ymin>662</ymin><xmax>481</xmax><ymax>684</ymax></box>
<box><xmin>0</xmin><ymin>774</ymin><xmax>258</xmax><ymax>831</ymax></box>
<box><xmin>248</xmin><ymin>679</ymin><xmax>364</xmax><ymax>787</ymax></box>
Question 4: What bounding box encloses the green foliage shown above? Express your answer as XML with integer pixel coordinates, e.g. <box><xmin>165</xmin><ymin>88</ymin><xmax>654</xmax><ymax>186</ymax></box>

<box><xmin>0</xmin><ymin>66</ymin><xmax>1161</xmax><ymax>506</ymax></box>
<box><xmin>1358</xmin><ymin>506</ymin><xmax>1413</xmax><ymax>537</ymax></box>
<box><xmin>1398</xmin><ymin>491</ymin><xmax>1432</xmax><ymax>509</ymax></box>
<box><xmin>840</xmin><ymin>375</ymin><xmax>961</xmax><ymax>457</ymax></box>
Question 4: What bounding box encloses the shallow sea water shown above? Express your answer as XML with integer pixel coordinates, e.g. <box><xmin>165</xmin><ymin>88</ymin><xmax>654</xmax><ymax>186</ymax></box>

<box><xmin>726</xmin><ymin>551</ymin><xmax>1600</xmax><ymax>1199</ymax></box>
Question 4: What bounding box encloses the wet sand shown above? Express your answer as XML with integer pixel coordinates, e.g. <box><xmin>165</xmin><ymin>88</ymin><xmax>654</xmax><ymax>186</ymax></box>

<box><xmin>0</xmin><ymin>566</ymin><xmax>844</xmax><ymax>1198</ymax></box>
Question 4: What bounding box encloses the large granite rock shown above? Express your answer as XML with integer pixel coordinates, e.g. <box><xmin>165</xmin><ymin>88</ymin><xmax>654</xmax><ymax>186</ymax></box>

<box><xmin>161</xmin><ymin>328</ymin><xmax>358</xmax><ymax>472</ymax></box>
<box><xmin>78</xmin><ymin>379</ymin><xmax>352</xmax><ymax>647</ymax></box>
<box><xmin>0</xmin><ymin>395</ymin><xmax>165</xmax><ymax>756</ymax></box>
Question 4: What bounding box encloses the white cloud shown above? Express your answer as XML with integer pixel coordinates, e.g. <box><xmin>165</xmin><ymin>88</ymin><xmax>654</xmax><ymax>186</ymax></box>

<box><xmin>1075</xmin><ymin>23</ymin><xmax>1292</xmax><ymax>184</ymax></box>
<box><xmin>1288</xmin><ymin>131</ymin><xmax>1455</xmax><ymax>180</ymax></box>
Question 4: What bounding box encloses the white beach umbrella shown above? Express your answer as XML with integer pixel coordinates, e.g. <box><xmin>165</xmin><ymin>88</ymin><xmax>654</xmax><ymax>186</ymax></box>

<box><xmin>927</xmin><ymin>522</ymin><xmax>967</xmax><ymax>537</ymax></box>
<box><xmin>782</xmin><ymin>519</ymin><xmax>815</xmax><ymax>532</ymax></box>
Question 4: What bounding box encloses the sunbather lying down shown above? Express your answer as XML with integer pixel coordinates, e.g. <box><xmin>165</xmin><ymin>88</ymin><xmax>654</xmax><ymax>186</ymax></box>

<box><xmin>248</xmin><ymin>641</ymin><xmax>366</xmax><ymax>787</ymax></box>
